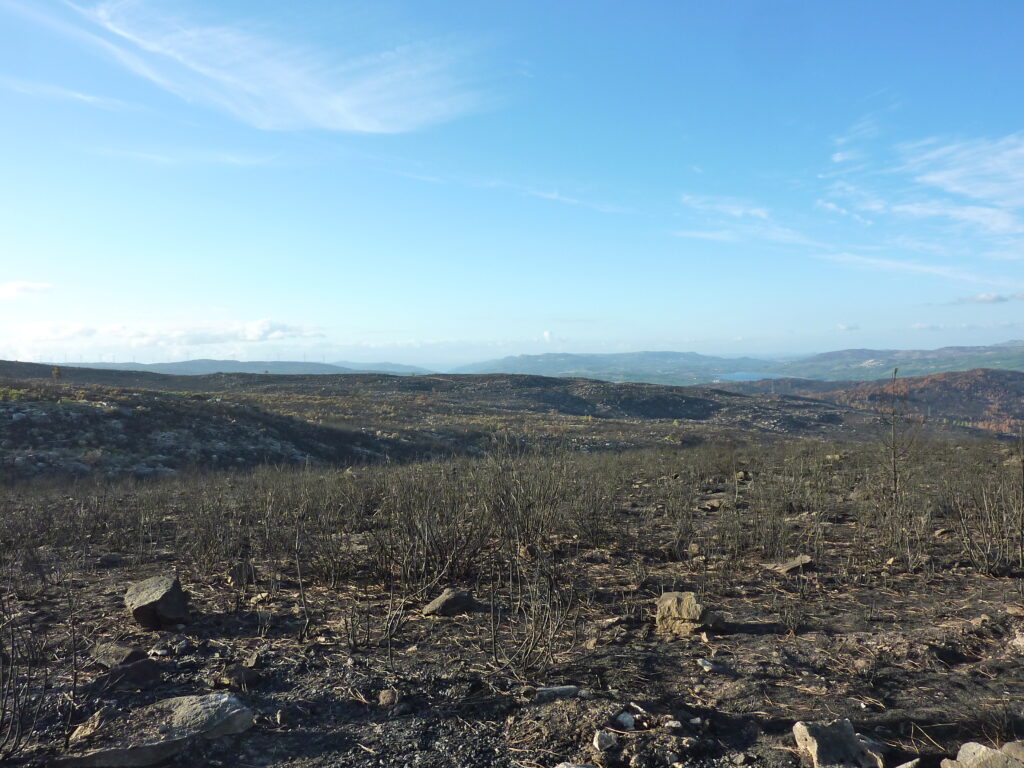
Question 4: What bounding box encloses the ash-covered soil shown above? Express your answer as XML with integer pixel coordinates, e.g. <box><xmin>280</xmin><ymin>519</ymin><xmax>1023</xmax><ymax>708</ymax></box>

<box><xmin>6</xmin><ymin>441</ymin><xmax>1024</xmax><ymax>768</ymax></box>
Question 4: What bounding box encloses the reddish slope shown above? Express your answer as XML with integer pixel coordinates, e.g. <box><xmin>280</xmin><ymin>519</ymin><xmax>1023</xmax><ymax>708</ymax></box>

<box><xmin>825</xmin><ymin>369</ymin><xmax>1024</xmax><ymax>432</ymax></box>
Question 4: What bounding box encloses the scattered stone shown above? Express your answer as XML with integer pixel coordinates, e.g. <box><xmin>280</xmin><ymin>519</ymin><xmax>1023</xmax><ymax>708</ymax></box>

<box><xmin>124</xmin><ymin>573</ymin><xmax>190</xmax><ymax>630</ymax></box>
<box><xmin>69</xmin><ymin>708</ymin><xmax>110</xmax><ymax>744</ymax></box>
<box><xmin>55</xmin><ymin>693</ymin><xmax>253</xmax><ymax>767</ymax></box>
<box><xmin>148</xmin><ymin>635</ymin><xmax>193</xmax><ymax>658</ymax></box>
<box><xmin>216</xmin><ymin>663</ymin><xmax>260</xmax><ymax>691</ymax></box>
<box><xmin>95</xmin><ymin>554</ymin><xmax>125</xmax><ymax>569</ymax></box>
<box><xmin>1009</xmin><ymin>631</ymin><xmax>1024</xmax><ymax>654</ymax></box>
<box><xmin>242</xmin><ymin>650</ymin><xmax>263</xmax><ymax>669</ymax></box>
<box><xmin>378</xmin><ymin>688</ymin><xmax>401</xmax><ymax>708</ymax></box>
<box><xmin>534</xmin><ymin>685</ymin><xmax>584</xmax><ymax>703</ymax></box>
<box><xmin>422</xmin><ymin>587</ymin><xmax>483</xmax><ymax>617</ymax></box>
<box><xmin>593</xmin><ymin>729</ymin><xmax>619</xmax><ymax>751</ymax></box>
<box><xmin>735</xmin><ymin>470</ymin><xmax>752</xmax><ymax>481</ymax></box>
<box><xmin>555</xmin><ymin>764</ymin><xmax>598</xmax><ymax>768</ymax></box>
<box><xmin>98</xmin><ymin>658</ymin><xmax>162</xmax><ymax>690</ymax></box>
<box><xmin>615</xmin><ymin>711</ymin><xmax>636</xmax><ymax>731</ymax></box>
<box><xmin>793</xmin><ymin>719</ymin><xmax>884</xmax><ymax>768</ymax></box>
<box><xmin>91</xmin><ymin>642</ymin><xmax>146</xmax><ymax>669</ymax></box>
<box><xmin>894</xmin><ymin>760</ymin><xmax>921</xmax><ymax>768</ymax></box>
<box><xmin>765</xmin><ymin>554</ymin><xmax>813</xmax><ymax>575</ymax></box>
<box><xmin>950</xmin><ymin>743</ymin><xmax>1024</xmax><ymax>768</ymax></box>
<box><xmin>655</xmin><ymin>592</ymin><xmax>723</xmax><ymax>635</ymax></box>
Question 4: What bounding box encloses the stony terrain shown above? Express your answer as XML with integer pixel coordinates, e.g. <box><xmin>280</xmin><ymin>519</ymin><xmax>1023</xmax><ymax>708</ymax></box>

<box><xmin>0</xmin><ymin>378</ymin><xmax>410</xmax><ymax>482</ymax></box>
<box><xmin>0</xmin><ymin>361</ymin><xmax>946</xmax><ymax>483</ymax></box>
<box><xmin>723</xmin><ymin>369</ymin><xmax>1024</xmax><ymax>435</ymax></box>
<box><xmin>2</xmin><ymin>365</ymin><xmax>1023</xmax><ymax>767</ymax></box>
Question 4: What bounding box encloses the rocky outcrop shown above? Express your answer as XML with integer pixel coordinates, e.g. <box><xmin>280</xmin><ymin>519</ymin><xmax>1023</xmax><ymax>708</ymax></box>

<box><xmin>422</xmin><ymin>588</ymin><xmax>483</xmax><ymax>617</ymax></box>
<box><xmin>654</xmin><ymin>591</ymin><xmax>723</xmax><ymax>635</ymax></box>
<box><xmin>124</xmin><ymin>573</ymin><xmax>190</xmax><ymax>630</ymax></box>
<box><xmin>793</xmin><ymin>719</ymin><xmax>884</xmax><ymax>768</ymax></box>
<box><xmin>56</xmin><ymin>693</ymin><xmax>254</xmax><ymax>767</ymax></box>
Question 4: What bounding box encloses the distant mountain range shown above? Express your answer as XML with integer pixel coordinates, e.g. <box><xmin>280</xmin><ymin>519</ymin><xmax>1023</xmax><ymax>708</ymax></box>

<box><xmin>59</xmin><ymin>359</ymin><xmax>431</xmax><ymax>376</ymax></box>
<box><xmin>456</xmin><ymin>341</ymin><xmax>1024</xmax><ymax>385</ymax></box>
<box><xmin>453</xmin><ymin>351</ymin><xmax>775</xmax><ymax>386</ymax></box>
<box><xmin>768</xmin><ymin>340</ymin><xmax>1024</xmax><ymax>380</ymax></box>
<box><xmin>32</xmin><ymin>340</ymin><xmax>1024</xmax><ymax>385</ymax></box>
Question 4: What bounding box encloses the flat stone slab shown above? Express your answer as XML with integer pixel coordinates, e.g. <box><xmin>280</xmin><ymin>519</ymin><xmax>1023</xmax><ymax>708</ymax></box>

<box><xmin>55</xmin><ymin>693</ymin><xmax>253</xmax><ymax>767</ymax></box>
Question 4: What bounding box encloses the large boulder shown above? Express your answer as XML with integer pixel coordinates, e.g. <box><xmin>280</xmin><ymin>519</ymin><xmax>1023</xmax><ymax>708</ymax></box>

<box><xmin>793</xmin><ymin>719</ymin><xmax>884</xmax><ymax>768</ymax></box>
<box><xmin>124</xmin><ymin>573</ymin><xmax>190</xmax><ymax>630</ymax></box>
<box><xmin>943</xmin><ymin>743</ymin><xmax>1024</xmax><ymax>768</ymax></box>
<box><xmin>422</xmin><ymin>588</ymin><xmax>483</xmax><ymax>617</ymax></box>
<box><xmin>655</xmin><ymin>591</ymin><xmax>722</xmax><ymax>635</ymax></box>
<box><xmin>55</xmin><ymin>693</ymin><xmax>253</xmax><ymax>767</ymax></box>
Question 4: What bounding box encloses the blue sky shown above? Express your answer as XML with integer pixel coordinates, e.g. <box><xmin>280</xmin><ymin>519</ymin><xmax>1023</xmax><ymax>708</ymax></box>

<box><xmin>2</xmin><ymin>1</ymin><xmax>1024</xmax><ymax>367</ymax></box>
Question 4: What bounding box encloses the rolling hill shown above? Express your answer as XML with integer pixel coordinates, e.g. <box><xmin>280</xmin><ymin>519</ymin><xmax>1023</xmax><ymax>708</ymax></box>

<box><xmin>726</xmin><ymin>368</ymin><xmax>1024</xmax><ymax>434</ymax></box>
<box><xmin>768</xmin><ymin>341</ymin><xmax>1024</xmax><ymax>380</ymax></box>
<box><xmin>57</xmin><ymin>359</ymin><xmax>430</xmax><ymax>376</ymax></box>
<box><xmin>453</xmin><ymin>351</ymin><xmax>776</xmax><ymax>385</ymax></box>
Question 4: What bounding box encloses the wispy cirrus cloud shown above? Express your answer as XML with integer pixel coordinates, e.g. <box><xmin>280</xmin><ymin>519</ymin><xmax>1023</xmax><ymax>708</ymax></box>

<box><xmin>395</xmin><ymin>169</ymin><xmax>628</xmax><ymax>214</ymax></box>
<box><xmin>818</xmin><ymin>252</ymin><xmax>998</xmax><ymax>285</ymax></box>
<box><xmin>11</xmin><ymin>318</ymin><xmax>320</xmax><ymax>347</ymax></box>
<box><xmin>815</xmin><ymin>199</ymin><xmax>872</xmax><ymax>226</ymax></box>
<box><xmin>681</xmin><ymin>193</ymin><xmax>769</xmax><ymax>219</ymax></box>
<box><xmin>92</xmin><ymin>147</ymin><xmax>276</xmax><ymax>166</ymax></box>
<box><xmin>509</xmin><ymin>184</ymin><xmax>626</xmax><ymax>213</ymax></box>
<box><xmin>0</xmin><ymin>281</ymin><xmax>52</xmax><ymax>299</ymax></box>
<box><xmin>833</xmin><ymin>114</ymin><xmax>881</xmax><ymax>147</ymax></box>
<box><xmin>955</xmin><ymin>292</ymin><xmax>1024</xmax><ymax>304</ymax></box>
<box><xmin>18</xmin><ymin>0</ymin><xmax>485</xmax><ymax>134</ymax></box>
<box><xmin>673</xmin><ymin>229</ymin><xmax>738</xmax><ymax>242</ymax></box>
<box><xmin>901</xmin><ymin>133</ymin><xmax>1024</xmax><ymax>209</ymax></box>
<box><xmin>891</xmin><ymin>200</ymin><xmax>1023</xmax><ymax>235</ymax></box>
<box><xmin>677</xmin><ymin>192</ymin><xmax>827</xmax><ymax>249</ymax></box>
<box><xmin>0</xmin><ymin>75</ymin><xmax>134</xmax><ymax>109</ymax></box>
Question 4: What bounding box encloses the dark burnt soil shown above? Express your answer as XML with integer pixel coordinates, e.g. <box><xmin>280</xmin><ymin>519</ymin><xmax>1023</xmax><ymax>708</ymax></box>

<box><xmin>8</xmin><ymin>463</ymin><xmax>1024</xmax><ymax>768</ymax></box>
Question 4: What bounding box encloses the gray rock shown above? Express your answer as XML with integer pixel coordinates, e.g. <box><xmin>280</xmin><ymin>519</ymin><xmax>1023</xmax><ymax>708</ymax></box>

<box><xmin>793</xmin><ymin>719</ymin><xmax>884</xmax><ymax>768</ymax></box>
<box><xmin>1002</xmin><ymin>744</ymin><xmax>1024</xmax><ymax>762</ymax></box>
<box><xmin>91</xmin><ymin>642</ymin><xmax>146</xmax><ymax>669</ymax></box>
<box><xmin>124</xmin><ymin>573</ymin><xmax>190</xmax><ymax>630</ymax></box>
<box><xmin>765</xmin><ymin>554</ymin><xmax>813</xmax><ymax>575</ymax></box>
<box><xmin>593</xmin><ymin>729</ymin><xmax>618</xmax><ymax>751</ymax></box>
<box><xmin>215</xmin><ymin>663</ymin><xmax>260</xmax><ymax>691</ymax></box>
<box><xmin>956</xmin><ymin>743</ymin><xmax>1024</xmax><ymax>768</ymax></box>
<box><xmin>534</xmin><ymin>685</ymin><xmax>584</xmax><ymax>703</ymax></box>
<box><xmin>615</xmin><ymin>711</ymin><xmax>636</xmax><ymax>731</ymax></box>
<box><xmin>54</xmin><ymin>693</ymin><xmax>253</xmax><ymax>767</ymax></box>
<box><xmin>97</xmin><ymin>659</ymin><xmax>161</xmax><ymax>691</ymax></box>
<box><xmin>422</xmin><ymin>587</ymin><xmax>483</xmax><ymax>617</ymax></box>
<box><xmin>95</xmin><ymin>554</ymin><xmax>124</xmax><ymax>569</ymax></box>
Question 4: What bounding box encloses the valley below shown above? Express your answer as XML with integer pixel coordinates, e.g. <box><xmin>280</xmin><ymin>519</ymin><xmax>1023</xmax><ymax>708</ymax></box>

<box><xmin>3</xmin><ymin>363</ymin><xmax>1024</xmax><ymax>768</ymax></box>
